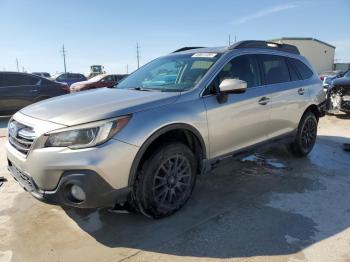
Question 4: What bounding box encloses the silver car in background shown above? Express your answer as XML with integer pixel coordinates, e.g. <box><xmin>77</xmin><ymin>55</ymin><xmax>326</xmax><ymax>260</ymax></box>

<box><xmin>6</xmin><ymin>41</ymin><xmax>326</xmax><ymax>218</ymax></box>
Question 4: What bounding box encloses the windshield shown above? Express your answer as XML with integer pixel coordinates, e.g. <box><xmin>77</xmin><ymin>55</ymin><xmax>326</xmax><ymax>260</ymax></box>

<box><xmin>51</xmin><ymin>73</ymin><xmax>61</xmax><ymax>80</ymax></box>
<box><xmin>344</xmin><ymin>71</ymin><xmax>350</xmax><ymax>78</ymax></box>
<box><xmin>117</xmin><ymin>53</ymin><xmax>221</xmax><ymax>92</ymax></box>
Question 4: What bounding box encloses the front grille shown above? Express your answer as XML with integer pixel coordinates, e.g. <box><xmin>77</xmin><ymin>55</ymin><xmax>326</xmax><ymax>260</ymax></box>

<box><xmin>8</xmin><ymin>120</ymin><xmax>36</xmax><ymax>157</ymax></box>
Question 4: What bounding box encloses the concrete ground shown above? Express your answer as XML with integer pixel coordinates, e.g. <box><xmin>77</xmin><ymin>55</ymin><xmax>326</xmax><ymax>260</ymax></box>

<box><xmin>0</xmin><ymin>115</ymin><xmax>350</xmax><ymax>262</ymax></box>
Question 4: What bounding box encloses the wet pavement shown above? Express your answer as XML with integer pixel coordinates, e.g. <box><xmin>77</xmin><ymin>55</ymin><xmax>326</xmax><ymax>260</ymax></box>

<box><xmin>0</xmin><ymin>115</ymin><xmax>350</xmax><ymax>262</ymax></box>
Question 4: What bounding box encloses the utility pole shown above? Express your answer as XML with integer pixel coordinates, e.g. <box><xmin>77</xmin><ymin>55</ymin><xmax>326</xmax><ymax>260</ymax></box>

<box><xmin>228</xmin><ymin>35</ymin><xmax>231</xmax><ymax>46</ymax></box>
<box><xmin>136</xmin><ymin>42</ymin><xmax>140</xmax><ymax>69</ymax></box>
<box><xmin>22</xmin><ymin>66</ymin><xmax>25</xmax><ymax>72</ymax></box>
<box><xmin>126</xmin><ymin>64</ymin><xmax>129</xmax><ymax>74</ymax></box>
<box><xmin>61</xmin><ymin>44</ymin><xmax>67</xmax><ymax>73</ymax></box>
<box><xmin>16</xmin><ymin>58</ymin><xmax>19</xmax><ymax>72</ymax></box>
<box><xmin>235</xmin><ymin>34</ymin><xmax>237</xmax><ymax>43</ymax></box>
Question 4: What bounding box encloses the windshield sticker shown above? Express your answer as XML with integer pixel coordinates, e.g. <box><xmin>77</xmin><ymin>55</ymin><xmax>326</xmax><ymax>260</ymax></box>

<box><xmin>192</xmin><ymin>53</ymin><xmax>217</xmax><ymax>58</ymax></box>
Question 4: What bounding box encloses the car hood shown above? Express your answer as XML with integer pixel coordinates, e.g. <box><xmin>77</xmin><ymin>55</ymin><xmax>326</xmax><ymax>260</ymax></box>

<box><xmin>332</xmin><ymin>77</ymin><xmax>350</xmax><ymax>88</ymax></box>
<box><xmin>21</xmin><ymin>88</ymin><xmax>180</xmax><ymax>126</ymax></box>
<box><xmin>71</xmin><ymin>80</ymin><xmax>95</xmax><ymax>86</ymax></box>
<box><xmin>70</xmin><ymin>80</ymin><xmax>97</xmax><ymax>91</ymax></box>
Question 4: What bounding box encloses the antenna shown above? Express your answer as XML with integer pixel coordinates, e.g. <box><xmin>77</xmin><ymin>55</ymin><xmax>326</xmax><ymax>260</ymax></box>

<box><xmin>61</xmin><ymin>44</ymin><xmax>67</xmax><ymax>73</ymax></box>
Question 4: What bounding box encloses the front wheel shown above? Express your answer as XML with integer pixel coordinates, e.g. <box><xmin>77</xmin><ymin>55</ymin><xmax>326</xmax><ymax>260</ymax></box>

<box><xmin>134</xmin><ymin>143</ymin><xmax>197</xmax><ymax>218</ymax></box>
<box><xmin>290</xmin><ymin>111</ymin><xmax>318</xmax><ymax>157</ymax></box>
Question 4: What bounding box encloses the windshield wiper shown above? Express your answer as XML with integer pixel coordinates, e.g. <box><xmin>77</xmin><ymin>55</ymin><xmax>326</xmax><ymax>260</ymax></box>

<box><xmin>128</xmin><ymin>87</ymin><xmax>161</xmax><ymax>92</ymax></box>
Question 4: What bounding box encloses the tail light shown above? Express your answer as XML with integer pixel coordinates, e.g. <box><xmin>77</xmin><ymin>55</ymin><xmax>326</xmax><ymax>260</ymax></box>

<box><xmin>320</xmin><ymin>76</ymin><xmax>324</xmax><ymax>81</ymax></box>
<box><xmin>61</xmin><ymin>84</ymin><xmax>70</xmax><ymax>93</ymax></box>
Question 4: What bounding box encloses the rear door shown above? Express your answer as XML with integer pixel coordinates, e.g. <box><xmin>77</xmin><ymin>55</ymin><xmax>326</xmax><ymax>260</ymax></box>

<box><xmin>203</xmin><ymin>54</ymin><xmax>271</xmax><ymax>158</ymax></box>
<box><xmin>257</xmin><ymin>54</ymin><xmax>308</xmax><ymax>139</ymax></box>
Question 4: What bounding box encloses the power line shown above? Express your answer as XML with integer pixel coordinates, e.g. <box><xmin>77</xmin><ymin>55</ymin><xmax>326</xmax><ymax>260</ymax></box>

<box><xmin>136</xmin><ymin>42</ymin><xmax>140</xmax><ymax>69</ymax></box>
<box><xmin>61</xmin><ymin>44</ymin><xmax>67</xmax><ymax>73</ymax></box>
<box><xmin>16</xmin><ymin>58</ymin><xmax>19</xmax><ymax>72</ymax></box>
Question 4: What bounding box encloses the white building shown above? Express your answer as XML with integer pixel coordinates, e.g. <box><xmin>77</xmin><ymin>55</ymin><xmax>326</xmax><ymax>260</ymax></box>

<box><xmin>270</xmin><ymin>37</ymin><xmax>335</xmax><ymax>74</ymax></box>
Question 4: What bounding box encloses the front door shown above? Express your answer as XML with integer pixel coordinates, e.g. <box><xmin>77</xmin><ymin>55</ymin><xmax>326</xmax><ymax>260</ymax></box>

<box><xmin>203</xmin><ymin>54</ymin><xmax>271</xmax><ymax>159</ymax></box>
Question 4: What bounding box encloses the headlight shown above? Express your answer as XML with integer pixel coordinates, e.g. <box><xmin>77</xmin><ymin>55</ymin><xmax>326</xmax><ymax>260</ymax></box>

<box><xmin>44</xmin><ymin>116</ymin><xmax>130</xmax><ymax>149</ymax></box>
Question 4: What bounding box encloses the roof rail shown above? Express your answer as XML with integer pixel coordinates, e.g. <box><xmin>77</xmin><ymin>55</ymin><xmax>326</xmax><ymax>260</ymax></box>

<box><xmin>228</xmin><ymin>40</ymin><xmax>300</xmax><ymax>55</ymax></box>
<box><xmin>172</xmin><ymin>47</ymin><xmax>205</xmax><ymax>53</ymax></box>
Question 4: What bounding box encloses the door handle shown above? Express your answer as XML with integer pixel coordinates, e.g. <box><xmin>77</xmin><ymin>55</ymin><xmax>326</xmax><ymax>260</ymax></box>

<box><xmin>258</xmin><ymin>96</ymin><xmax>270</xmax><ymax>105</ymax></box>
<box><xmin>298</xmin><ymin>88</ymin><xmax>305</xmax><ymax>95</ymax></box>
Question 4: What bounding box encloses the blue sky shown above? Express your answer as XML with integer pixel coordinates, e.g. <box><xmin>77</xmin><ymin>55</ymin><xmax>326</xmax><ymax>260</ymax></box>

<box><xmin>0</xmin><ymin>0</ymin><xmax>349</xmax><ymax>74</ymax></box>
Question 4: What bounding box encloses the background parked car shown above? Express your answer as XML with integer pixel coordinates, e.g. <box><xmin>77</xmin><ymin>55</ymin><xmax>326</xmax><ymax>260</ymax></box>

<box><xmin>319</xmin><ymin>70</ymin><xmax>343</xmax><ymax>81</ymax></box>
<box><xmin>323</xmin><ymin>69</ymin><xmax>349</xmax><ymax>89</ymax></box>
<box><xmin>32</xmin><ymin>72</ymin><xmax>51</xmax><ymax>78</ymax></box>
<box><xmin>70</xmin><ymin>73</ymin><xmax>128</xmax><ymax>92</ymax></box>
<box><xmin>326</xmin><ymin>70</ymin><xmax>350</xmax><ymax>114</ymax></box>
<box><xmin>0</xmin><ymin>72</ymin><xmax>69</xmax><ymax>116</ymax></box>
<box><xmin>51</xmin><ymin>73</ymin><xmax>87</xmax><ymax>86</ymax></box>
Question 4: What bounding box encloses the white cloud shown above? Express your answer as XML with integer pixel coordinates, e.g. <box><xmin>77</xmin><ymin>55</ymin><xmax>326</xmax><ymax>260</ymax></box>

<box><xmin>232</xmin><ymin>3</ymin><xmax>298</xmax><ymax>25</ymax></box>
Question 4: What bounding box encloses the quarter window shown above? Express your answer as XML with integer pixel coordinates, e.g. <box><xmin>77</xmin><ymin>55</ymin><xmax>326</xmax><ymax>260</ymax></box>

<box><xmin>291</xmin><ymin>59</ymin><xmax>313</xmax><ymax>80</ymax></box>
<box><xmin>258</xmin><ymin>55</ymin><xmax>291</xmax><ymax>84</ymax></box>
<box><xmin>286</xmin><ymin>58</ymin><xmax>300</xmax><ymax>81</ymax></box>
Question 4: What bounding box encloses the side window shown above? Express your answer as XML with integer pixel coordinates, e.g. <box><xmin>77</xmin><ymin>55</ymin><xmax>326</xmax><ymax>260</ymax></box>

<box><xmin>57</xmin><ymin>74</ymin><xmax>67</xmax><ymax>81</ymax></box>
<box><xmin>104</xmin><ymin>75</ymin><xmax>114</xmax><ymax>82</ymax></box>
<box><xmin>292</xmin><ymin>59</ymin><xmax>313</xmax><ymax>80</ymax></box>
<box><xmin>258</xmin><ymin>55</ymin><xmax>291</xmax><ymax>84</ymax></box>
<box><xmin>1</xmin><ymin>74</ymin><xmax>39</xmax><ymax>86</ymax></box>
<box><xmin>204</xmin><ymin>55</ymin><xmax>260</xmax><ymax>95</ymax></box>
<box><xmin>286</xmin><ymin>58</ymin><xmax>300</xmax><ymax>81</ymax></box>
<box><xmin>19</xmin><ymin>75</ymin><xmax>40</xmax><ymax>85</ymax></box>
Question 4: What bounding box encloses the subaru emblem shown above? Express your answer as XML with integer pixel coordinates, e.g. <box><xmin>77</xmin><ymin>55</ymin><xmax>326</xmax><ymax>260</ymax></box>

<box><xmin>8</xmin><ymin>122</ymin><xmax>18</xmax><ymax>138</ymax></box>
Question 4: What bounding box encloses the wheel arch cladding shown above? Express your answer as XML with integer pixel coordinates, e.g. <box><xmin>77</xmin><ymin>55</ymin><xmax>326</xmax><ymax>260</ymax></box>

<box><xmin>128</xmin><ymin>123</ymin><xmax>207</xmax><ymax>187</ymax></box>
<box><xmin>305</xmin><ymin>104</ymin><xmax>321</xmax><ymax>121</ymax></box>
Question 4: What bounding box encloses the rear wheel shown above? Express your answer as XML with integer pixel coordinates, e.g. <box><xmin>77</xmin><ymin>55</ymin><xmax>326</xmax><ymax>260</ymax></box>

<box><xmin>134</xmin><ymin>143</ymin><xmax>197</xmax><ymax>218</ymax></box>
<box><xmin>290</xmin><ymin>111</ymin><xmax>318</xmax><ymax>157</ymax></box>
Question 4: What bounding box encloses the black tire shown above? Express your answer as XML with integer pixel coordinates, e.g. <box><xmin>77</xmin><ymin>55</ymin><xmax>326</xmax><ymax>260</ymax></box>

<box><xmin>290</xmin><ymin>111</ymin><xmax>318</xmax><ymax>157</ymax></box>
<box><xmin>134</xmin><ymin>143</ymin><xmax>197</xmax><ymax>218</ymax></box>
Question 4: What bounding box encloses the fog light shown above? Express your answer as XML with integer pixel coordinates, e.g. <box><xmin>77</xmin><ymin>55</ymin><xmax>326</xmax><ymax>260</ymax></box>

<box><xmin>70</xmin><ymin>185</ymin><xmax>86</xmax><ymax>202</ymax></box>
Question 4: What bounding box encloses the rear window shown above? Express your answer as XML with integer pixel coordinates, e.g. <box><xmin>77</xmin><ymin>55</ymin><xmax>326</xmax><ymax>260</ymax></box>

<box><xmin>291</xmin><ymin>59</ymin><xmax>313</xmax><ymax>80</ymax></box>
<box><xmin>258</xmin><ymin>55</ymin><xmax>291</xmax><ymax>85</ymax></box>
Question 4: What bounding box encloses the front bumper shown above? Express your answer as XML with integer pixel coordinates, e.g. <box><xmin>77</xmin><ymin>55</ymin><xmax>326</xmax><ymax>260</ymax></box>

<box><xmin>6</xmin><ymin>135</ymin><xmax>139</xmax><ymax>208</ymax></box>
<box><xmin>8</xmin><ymin>162</ymin><xmax>131</xmax><ymax>208</ymax></box>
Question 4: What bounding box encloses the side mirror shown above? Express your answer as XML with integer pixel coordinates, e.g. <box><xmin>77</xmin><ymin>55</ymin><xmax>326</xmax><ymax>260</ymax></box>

<box><xmin>217</xmin><ymin>79</ymin><xmax>247</xmax><ymax>103</ymax></box>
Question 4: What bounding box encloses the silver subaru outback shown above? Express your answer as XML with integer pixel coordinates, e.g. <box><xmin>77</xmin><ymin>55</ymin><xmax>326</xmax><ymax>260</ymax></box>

<box><xmin>7</xmin><ymin>41</ymin><xmax>326</xmax><ymax>218</ymax></box>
